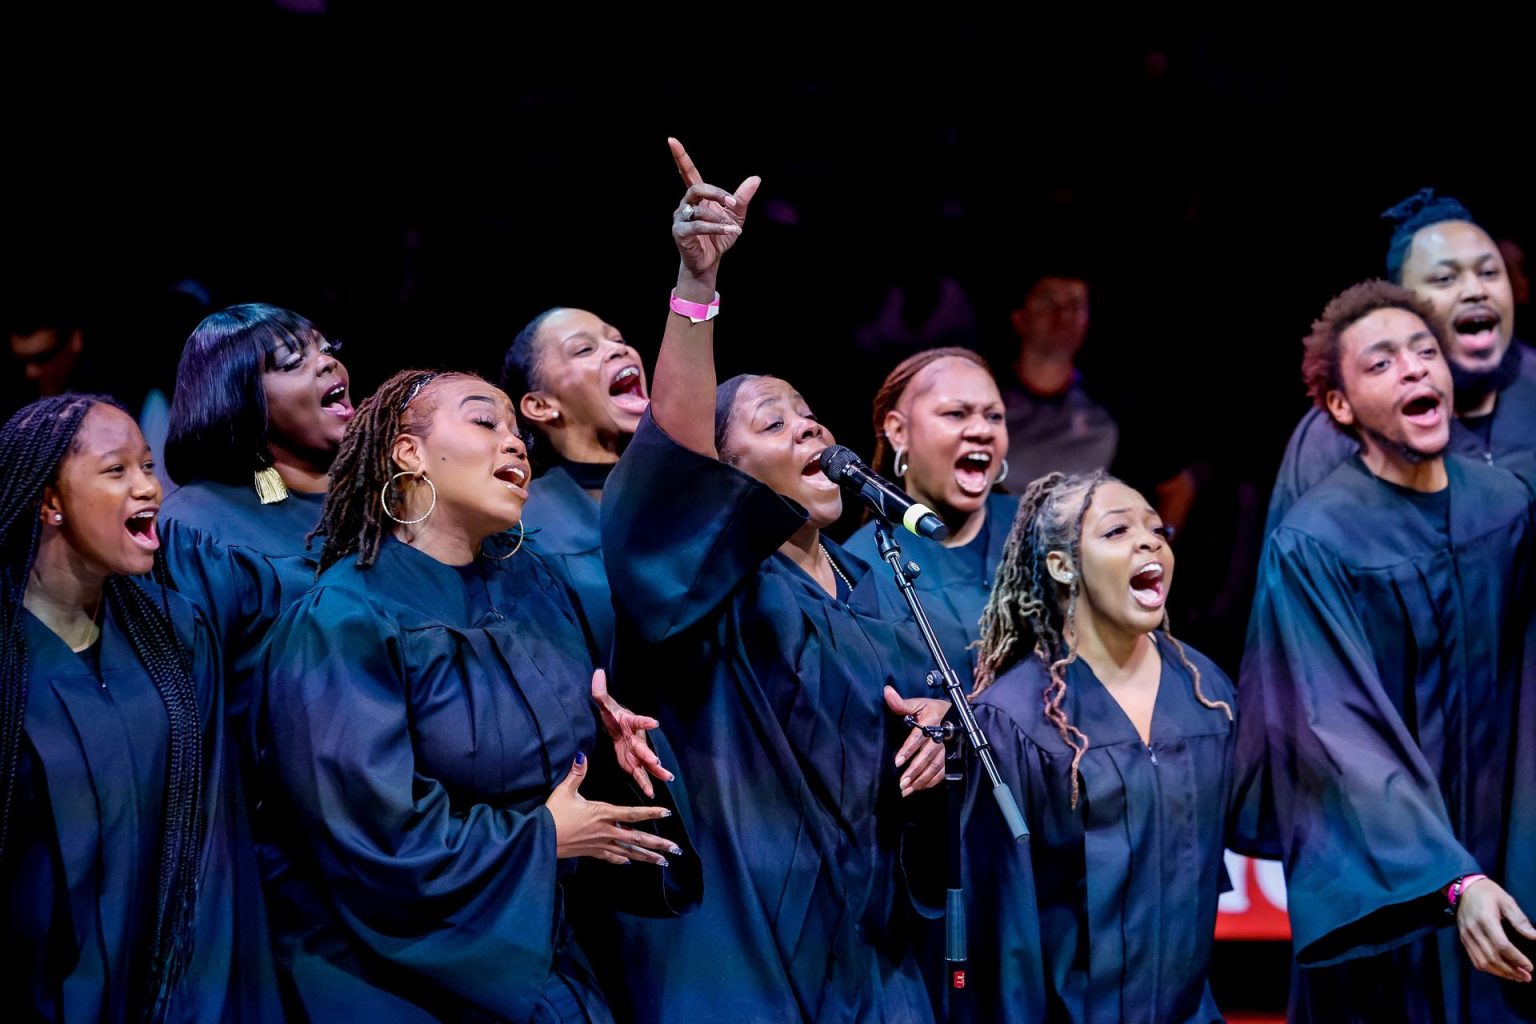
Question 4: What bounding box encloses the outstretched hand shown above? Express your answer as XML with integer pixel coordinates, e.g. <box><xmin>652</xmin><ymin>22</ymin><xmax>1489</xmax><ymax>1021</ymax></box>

<box><xmin>669</xmin><ymin>137</ymin><xmax>760</xmax><ymax>281</ymax></box>
<box><xmin>592</xmin><ymin>669</ymin><xmax>674</xmax><ymax>799</ymax></box>
<box><xmin>545</xmin><ymin>753</ymin><xmax>681</xmax><ymax>866</ymax></box>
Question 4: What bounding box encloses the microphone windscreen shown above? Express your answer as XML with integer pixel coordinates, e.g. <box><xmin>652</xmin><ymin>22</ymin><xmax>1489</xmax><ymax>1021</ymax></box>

<box><xmin>818</xmin><ymin>445</ymin><xmax>860</xmax><ymax>482</ymax></box>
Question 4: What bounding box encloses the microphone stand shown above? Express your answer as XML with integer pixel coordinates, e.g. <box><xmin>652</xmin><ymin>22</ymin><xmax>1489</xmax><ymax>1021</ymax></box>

<box><xmin>873</xmin><ymin>520</ymin><xmax>1029</xmax><ymax>1024</ymax></box>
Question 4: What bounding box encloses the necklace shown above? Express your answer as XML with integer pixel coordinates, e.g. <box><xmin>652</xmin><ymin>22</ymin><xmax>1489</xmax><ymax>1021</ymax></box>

<box><xmin>820</xmin><ymin>541</ymin><xmax>855</xmax><ymax>593</ymax></box>
<box><xmin>72</xmin><ymin>598</ymin><xmax>105</xmax><ymax>655</ymax></box>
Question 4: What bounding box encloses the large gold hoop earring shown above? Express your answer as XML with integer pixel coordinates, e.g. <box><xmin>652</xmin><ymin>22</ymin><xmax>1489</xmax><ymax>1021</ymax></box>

<box><xmin>482</xmin><ymin>520</ymin><xmax>526</xmax><ymax>560</ymax></box>
<box><xmin>380</xmin><ymin>471</ymin><xmax>437</xmax><ymax>525</ymax></box>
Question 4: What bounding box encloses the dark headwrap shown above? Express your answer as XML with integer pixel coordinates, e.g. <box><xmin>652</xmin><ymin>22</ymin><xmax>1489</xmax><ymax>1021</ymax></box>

<box><xmin>1383</xmin><ymin>188</ymin><xmax>1477</xmax><ymax>283</ymax></box>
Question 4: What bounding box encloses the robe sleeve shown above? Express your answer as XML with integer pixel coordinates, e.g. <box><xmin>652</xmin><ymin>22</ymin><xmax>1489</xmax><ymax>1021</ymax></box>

<box><xmin>536</xmin><ymin>549</ymin><xmax>609</xmax><ymax>665</ymax></box>
<box><xmin>601</xmin><ymin>411</ymin><xmax>808</xmax><ymax>645</ymax></box>
<box><xmin>962</xmin><ymin>702</ymin><xmax>1049</xmax><ymax>1024</ymax></box>
<box><xmin>1236</xmin><ymin>529</ymin><xmax>1476</xmax><ymax>966</ymax></box>
<box><xmin>1262</xmin><ymin>409</ymin><xmax>1358</xmax><ymax>538</ymax></box>
<box><xmin>257</xmin><ymin>587</ymin><xmax>563</xmax><ymax>1021</ymax></box>
<box><xmin>0</xmin><ymin>738</ymin><xmax>68</xmax><ymax>1017</ymax></box>
<box><xmin>1498</xmin><ymin>512</ymin><xmax>1536</xmax><ymax>940</ymax></box>
<box><xmin>159</xmin><ymin>517</ymin><xmax>292</xmax><ymax>649</ymax></box>
<box><xmin>174</xmin><ymin>598</ymin><xmax>284</xmax><ymax>1023</ymax></box>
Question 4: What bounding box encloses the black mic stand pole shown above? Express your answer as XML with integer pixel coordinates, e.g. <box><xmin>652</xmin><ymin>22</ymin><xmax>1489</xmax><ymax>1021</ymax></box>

<box><xmin>873</xmin><ymin>520</ymin><xmax>1029</xmax><ymax>1024</ymax></box>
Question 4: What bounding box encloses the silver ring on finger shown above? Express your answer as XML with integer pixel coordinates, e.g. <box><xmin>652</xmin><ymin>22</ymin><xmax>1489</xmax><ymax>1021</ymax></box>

<box><xmin>682</xmin><ymin>204</ymin><xmax>696</xmax><ymax>222</ymax></box>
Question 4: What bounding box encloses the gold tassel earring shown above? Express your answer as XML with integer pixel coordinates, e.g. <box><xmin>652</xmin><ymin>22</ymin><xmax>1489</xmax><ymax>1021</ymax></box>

<box><xmin>254</xmin><ymin>465</ymin><xmax>289</xmax><ymax>504</ymax></box>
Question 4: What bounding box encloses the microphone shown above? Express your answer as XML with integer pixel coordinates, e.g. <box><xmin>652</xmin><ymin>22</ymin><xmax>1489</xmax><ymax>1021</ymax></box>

<box><xmin>819</xmin><ymin>445</ymin><xmax>949</xmax><ymax>541</ymax></box>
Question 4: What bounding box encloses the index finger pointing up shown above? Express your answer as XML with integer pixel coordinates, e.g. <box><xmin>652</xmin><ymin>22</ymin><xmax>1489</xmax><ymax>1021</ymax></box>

<box><xmin>668</xmin><ymin>137</ymin><xmax>702</xmax><ymax>187</ymax></box>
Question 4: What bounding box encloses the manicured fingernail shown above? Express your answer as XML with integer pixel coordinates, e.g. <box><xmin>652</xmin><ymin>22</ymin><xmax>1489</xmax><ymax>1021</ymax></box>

<box><xmin>660</xmin><ymin>809</ymin><xmax>672</xmax><ymax>817</ymax></box>
<box><xmin>669</xmin><ymin>846</ymin><xmax>683</xmax><ymax>857</ymax></box>
<box><xmin>657</xmin><ymin>857</ymin><xmax>669</xmax><ymax>868</ymax></box>
<box><xmin>901</xmin><ymin>776</ymin><xmax>911</xmax><ymax>789</ymax></box>
<box><xmin>575</xmin><ymin>751</ymin><xmax>586</xmax><ymax>766</ymax></box>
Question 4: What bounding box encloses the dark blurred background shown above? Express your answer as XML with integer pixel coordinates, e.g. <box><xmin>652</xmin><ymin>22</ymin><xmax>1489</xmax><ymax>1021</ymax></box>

<box><xmin>8</xmin><ymin>13</ymin><xmax>1531</xmax><ymax>1015</ymax></box>
<box><xmin>11</xmin><ymin>1</ymin><xmax>1533</xmax><ymax>734</ymax></box>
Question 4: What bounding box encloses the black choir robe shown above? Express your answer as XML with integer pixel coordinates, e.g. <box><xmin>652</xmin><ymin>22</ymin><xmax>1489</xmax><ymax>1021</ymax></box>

<box><xmin>253</xmin><ymin>535</ymin><xmax>690</xmax><ymax>1023</ymax></box>
<box><xmin>159</xmin><ymin>480</ymin><xmax>325</xmax><ymax>739</ymax></box>
<box><xmin>520</xmin><ymin>463</ymin><xmax>616</xmax><ymax>663</ymax></box>
<box><xmin>1234</xmin><ymin>454</ymin><xmax>1536</xmax><ymax>1022</ymax></box>
<box><xmin>966</xmin><ymin>637</ymin><xmax>1236</xmax><ymax>1024</ymax></box>
<box><xmin>0</xmin><ymin>588</ymin><xmax>280</xmax><ymax>1022</ymax></box>
<box><xmin>520</xmin><ymin>459</ymin><xmax>697</xmax><ymax>1021</ymax></box>
<box><xmin>600</xmin><ymin>413</ymin><xmax>938</xmax><ymax>1024</ymax></box>
<box><xmin>843</xmin><ymin>491</ymin><xmax>1018</xmax><ymax>684</ymax></box>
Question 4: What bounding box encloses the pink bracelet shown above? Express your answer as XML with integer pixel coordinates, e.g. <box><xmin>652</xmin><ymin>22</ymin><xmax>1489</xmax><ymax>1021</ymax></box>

<box><xmin>670</xmin><ymin>290</ymin><xmax>720</xmax><ymax>324</ymax></box>
<box><xmin>1447</xmin><ymin>873</ymin><xmax>1489</xmax><ymax>910</ymax></box>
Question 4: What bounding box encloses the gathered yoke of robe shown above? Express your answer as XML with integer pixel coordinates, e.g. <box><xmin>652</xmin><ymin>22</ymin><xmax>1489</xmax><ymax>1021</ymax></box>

<box><xmin>600</xmin><ymin>412</ymin><xmax>938</xmax><ymax>1024</ymax></box>
<box><xmin>1234</xmin><ymin>453</ymin><xmax>1536</xmax><ymax>1022</ymax></box>
<box><xmin>1</xmin><ymin>586</ymin><xmax>279</xmax><ymax>1022</ymax></box>
<box><xmin>844</xmin><ymin>490</ymin><xmax>1018</xmax><ymax>685</ymax></box>
<box><xmin>966</xmin><ymin>637</ymin><xmax>1236</xmax><ymax>1024</ymax></box>
<box><xmin>255</xmin><ymin>535</ymin><xmax>694</xmax><ymax>1023</ymax></box>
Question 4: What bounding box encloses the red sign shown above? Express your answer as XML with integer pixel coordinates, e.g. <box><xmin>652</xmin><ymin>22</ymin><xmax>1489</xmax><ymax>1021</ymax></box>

<box><xmin>1216</xmin><ymin>852</ymin><xmax>1290</xmax><ymax>941</ymax></box>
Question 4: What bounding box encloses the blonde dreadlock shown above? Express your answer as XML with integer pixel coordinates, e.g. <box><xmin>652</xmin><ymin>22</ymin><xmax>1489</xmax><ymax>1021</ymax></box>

<box><xmin>972</xmin><ymin>471</ymin><xmax>1230</xmax><ymax>807</ymax></box>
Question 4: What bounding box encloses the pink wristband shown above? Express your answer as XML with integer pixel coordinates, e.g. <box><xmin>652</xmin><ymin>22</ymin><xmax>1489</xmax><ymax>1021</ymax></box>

<box><xmin>1447</xmin><ymin>873</ymin><xmax>1489</xmax><ymax>909</ymax></box>
<box><xmin>669</xmin><ymin>290</ymin><xmax>720</xmax><ymax>324</ymax></box>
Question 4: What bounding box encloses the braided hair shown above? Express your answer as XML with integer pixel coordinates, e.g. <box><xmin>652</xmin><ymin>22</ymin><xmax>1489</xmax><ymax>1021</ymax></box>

<box><xmin>869</xmin><ymin>346</ymin><xmax>992</xmax><ymax>476</ymax></box>
<box><xmin>973</xmin><ymin>472</ymin><xmax>1231</xmax><ymax>807</ymax></box>
<box><xmin>312</xmin><ymin>369</ymin><xmax>476</xmax><ymax>573</ymax></box>
<box><xmin>0</xmin><ymin>395</ymin><xmax>206</xmax><ymax>1022</ymax></box>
